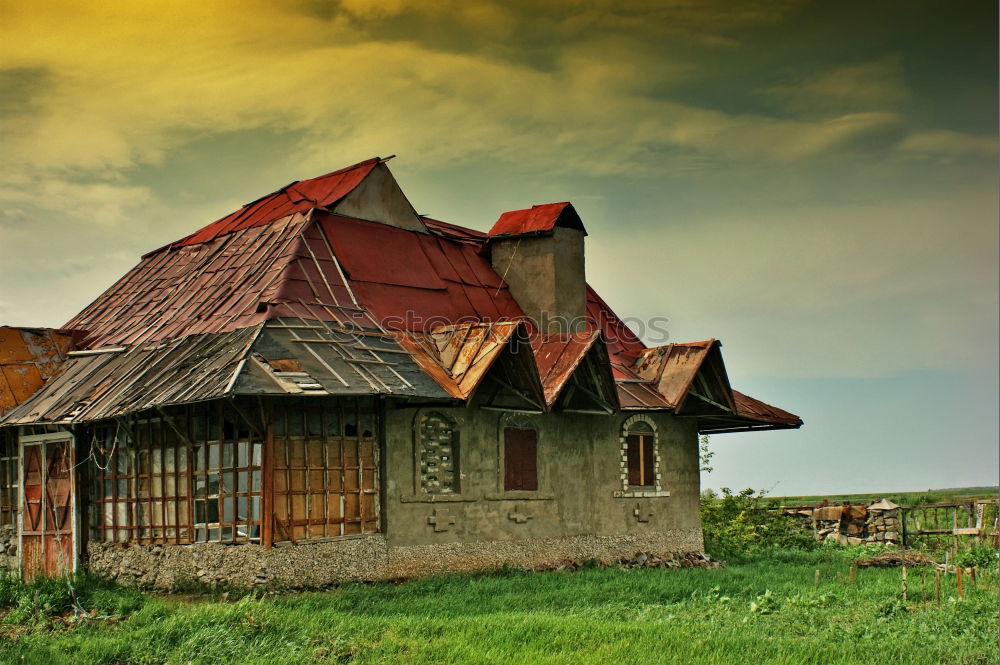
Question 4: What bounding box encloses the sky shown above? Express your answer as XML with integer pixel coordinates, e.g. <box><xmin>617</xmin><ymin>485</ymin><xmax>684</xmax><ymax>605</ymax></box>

<box><xmin>0</xmin><ymin>0</ymin><xmax>996</xmax><ymax>495</ymax></box>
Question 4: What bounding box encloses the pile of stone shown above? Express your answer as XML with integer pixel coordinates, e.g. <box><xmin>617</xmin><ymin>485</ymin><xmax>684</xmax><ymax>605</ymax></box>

<box><xmin>0</xmin><ymin>525</ymin><xmax>16</xmax><ymax>569</ymax></box>
<box><xmin>812</xmin><ymin>498</ymin><xmax>902</xmax><ymax>546</ymax></box>
<box><xmin>864</xmin><ymin>499</ymin><xmax>902</xmax><ymax>544</ymax></box>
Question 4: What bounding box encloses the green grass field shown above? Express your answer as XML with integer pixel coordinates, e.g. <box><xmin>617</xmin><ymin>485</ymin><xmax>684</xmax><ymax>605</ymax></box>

<box><xmin>1</xmin><ymin>548</ymin><xmax>996</xmax><ymax>665</ymax></box>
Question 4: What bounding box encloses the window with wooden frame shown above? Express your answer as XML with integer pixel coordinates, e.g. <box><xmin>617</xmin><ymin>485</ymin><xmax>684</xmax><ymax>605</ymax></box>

<box><xmin>87</xmin><ymin>401</ymin><xmax>263</xmax><ymax>545</ymax></box>
<box><xmin>503</xmin><ymin>425</ymin><xmax>538</xmax><ymax>492</ymax></box>
<box><xmin>625</xmin><ymin>421</ymin><xmax>655</xmax><ymax>487</ymax></box>
<box><xmin>271</xmin><ymin>396</ymin><xmax>379</xmax><ymax>542</ymax></box>
<box><xmin>0</xmin><ymin>428</ymin><xmax>17</xmax><ymax>528</ymax></box>
<box><xmin>418</xmin><ymin>411</ymin><xmax>459</xmax><ymax>494</ymax></box>
<box><xmin>614</xmin><ymin>415</ymin><xmax>668</xmax><ymax>498</ymax></box>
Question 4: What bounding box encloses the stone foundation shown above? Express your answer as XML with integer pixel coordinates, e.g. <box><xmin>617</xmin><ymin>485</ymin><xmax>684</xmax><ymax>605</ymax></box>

<box><xmin>87</xmin><ymin>529</ymin><xmax>704</xmax><ymax>590</ymax></box>
<box><xmin>0</xmin><ymin>525</ymin><xmax>16</xmax><ymax>570</ymax></box>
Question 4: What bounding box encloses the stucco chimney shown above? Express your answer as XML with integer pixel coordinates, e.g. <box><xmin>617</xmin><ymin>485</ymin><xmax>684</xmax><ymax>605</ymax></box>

<box><xmin>487</xmin><ymin>202</ymin><xmax>587</xmax><ymax>334</ymax></box>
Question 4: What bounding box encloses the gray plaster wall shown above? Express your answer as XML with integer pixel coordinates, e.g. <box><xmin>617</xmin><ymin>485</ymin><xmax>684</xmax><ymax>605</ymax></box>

<box><xmin>383</xmin><ymin>407</ymin><xmax>703</xmax><ymax>551</ymax></box>
<box><xmin>490</xmin><ymin>227</ymin><xmax>587</xmax><ymax>333</ymax></box>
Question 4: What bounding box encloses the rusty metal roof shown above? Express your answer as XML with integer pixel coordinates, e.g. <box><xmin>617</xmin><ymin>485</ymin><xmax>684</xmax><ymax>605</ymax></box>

<box><xmin>151</xmin><ymin>158</ymin><xmax>380</xmax><ymax>253</ymax></box>
<box><xmin>488</xmin><ymin>202</ymin><xmax>587</xmax><ymax>238</ymax></box>
<box><xmin>0</xmin><ymin>327</ymin><xmax>76</xmax><ymax>417</ymax></box>
<box><xmin>2</xmin><ymin>320</ymin><xmax>451</xmax><ymax>425</ymax></box>
<box><xmin>8</xmin><ymin>157</ymin><xmax>800</xmax><ymax>431</ymax></box>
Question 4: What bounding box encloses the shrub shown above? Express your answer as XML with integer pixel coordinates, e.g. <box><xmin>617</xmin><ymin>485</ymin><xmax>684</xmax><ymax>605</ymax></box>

<box><xmin>700</xmin><ymin>487</ymin><xmax>817</xmax><ymax>559</ymax></box>
<box><xmin>954</xmin><ymin>545</ymin><xmax>999</xmax><ymax>570</ymax></box>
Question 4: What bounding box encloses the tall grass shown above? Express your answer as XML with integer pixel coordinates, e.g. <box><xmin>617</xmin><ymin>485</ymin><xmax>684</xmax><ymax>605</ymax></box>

<box><xmin>0</xmin><ymin>548</ymin><xmax>995</xmax><ymax>665</ymax></box>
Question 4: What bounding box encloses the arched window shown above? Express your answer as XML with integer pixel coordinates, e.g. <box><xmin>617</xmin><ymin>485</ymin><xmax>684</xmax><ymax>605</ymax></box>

<box><xmin>418</xmin><ymin>412</ymin><xmax>459</xmax><ymax>494</ymax></box>
<box><xmin>617</xmin><ymin>415</ymin><xmax>665</xmax><ymax>497</ymax></box>
<box><xmin>625</xmin><ymin>421</ymin><xmax>655</xmax><ymax>487</ymax></box>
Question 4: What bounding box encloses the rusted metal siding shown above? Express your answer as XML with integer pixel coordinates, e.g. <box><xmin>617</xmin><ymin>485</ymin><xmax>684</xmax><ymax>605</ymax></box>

<box><xmin>0</xmin><ymin>328</ymin><xmax>75</xmax><ymax>417</ymax></box>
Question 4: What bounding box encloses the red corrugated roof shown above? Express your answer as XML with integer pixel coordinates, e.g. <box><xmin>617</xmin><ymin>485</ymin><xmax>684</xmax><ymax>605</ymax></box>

<box><xmin>488</xmin><ymin>202</ymin><xmax>586</xmax><ymax>237</ymax></box>
<box><xmin>148</xmin><ymin>158</ymin><xmax>379</xmax><ymax>254</ymax></box>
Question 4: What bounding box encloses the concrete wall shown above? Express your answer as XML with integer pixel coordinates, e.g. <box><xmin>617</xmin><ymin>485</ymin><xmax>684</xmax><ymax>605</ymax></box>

<box><xmin>490</xmin><ymin>227</ymin><xmax>587</xmax><ymax>333</ymax></box>
<box><xmin>83</xmin><ymin>405</ymin><xmax>704</xmax><ymax>589</ymax></box>
<box><xmin>384</xmin><ymin>406</ymin><xmax>702</xmax><ymax>549</ymax></box>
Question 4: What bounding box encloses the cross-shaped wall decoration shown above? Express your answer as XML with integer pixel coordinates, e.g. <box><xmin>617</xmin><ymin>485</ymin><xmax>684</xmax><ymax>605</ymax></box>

<box><xmin>633</xmin><ymin>503</ymin><xmax>653</xmax><ymax>523</ymax></box>
<box><xmin>427</xmin><ymin>508</ymin><xmax>457</xmax><ymax>532</ymax></box>
<box><xmin>508</xmin><ymin>504</ymin><xmax>534</xmax><ymax>524</ymax></box>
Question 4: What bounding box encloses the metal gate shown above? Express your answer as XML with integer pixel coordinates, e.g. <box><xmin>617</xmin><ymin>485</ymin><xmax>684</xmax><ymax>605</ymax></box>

<box><xmin>20</xmin><ymin>433</ymin><xmax>76</xmax><ymax>580</ymax></box>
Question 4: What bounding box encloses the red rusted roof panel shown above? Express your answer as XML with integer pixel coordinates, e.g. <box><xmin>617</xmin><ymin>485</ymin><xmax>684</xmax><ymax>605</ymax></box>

<box><xmin>488</xmin><ymin>202</ymin><xmax>587</xmax><ymax>237</ymax></box>
<box><xmin>531</xmin><ymin>330</ymin><xmax>600</xmax><ymax>405</ymax></box>
<box><xmin>733</xmin><ymin>390</ymin><xmax>803</xmax><ymax>426</ymax></box>
<box><xmin>155</xmin><ymin>158</ymin><xmax>378</xmax><ymax>252</ymax></box>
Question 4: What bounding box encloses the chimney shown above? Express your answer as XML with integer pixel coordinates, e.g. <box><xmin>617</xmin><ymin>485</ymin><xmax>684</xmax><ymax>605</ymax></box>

<box><xmin>487</xmin><ymin>202</ymin><xmax>587</xmax><ymax>334</ymax></box>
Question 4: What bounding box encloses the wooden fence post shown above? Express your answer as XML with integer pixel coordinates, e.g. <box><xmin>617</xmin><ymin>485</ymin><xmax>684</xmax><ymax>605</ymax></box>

<box><xmin>849</xmin><ymin>566</ymin><xmax>855</xmax><ymax>584</ymax></box>
<box><xmin>902</xmin><ymin>565</ymin><xmax>907</xmax><ymax>602</ymax></box>
<box><xmin>814</xmin><ymin>569</ymin><xmax>820</xmax><ymax>585</ymax></box>
<box><xmin>935</xmin><ymin>568</ymin><xmax>941</xmax><ymax>606</ymax></box>
<box><xmin>956</xmin><ymin>567</ymin><xmax>963</xmax><ymax>599</ymax></box>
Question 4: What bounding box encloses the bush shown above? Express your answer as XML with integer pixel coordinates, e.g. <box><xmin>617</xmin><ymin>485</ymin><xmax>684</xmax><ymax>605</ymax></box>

<box><xmin>954</xmin><ymin>545</ymin><xmax>999</xmax><ymax>570</ymax></box>
<box><xmin>700</xmin><ymin>487</ymin><xmax>817</xmax><ymax>559</ymax></box>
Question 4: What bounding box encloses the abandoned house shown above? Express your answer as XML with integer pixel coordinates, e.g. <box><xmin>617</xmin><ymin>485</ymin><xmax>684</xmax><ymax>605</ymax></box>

<box><xmin>0</xmin><ymin>156</ymin><xmax>801</xmax><ymax>587</ymax></box>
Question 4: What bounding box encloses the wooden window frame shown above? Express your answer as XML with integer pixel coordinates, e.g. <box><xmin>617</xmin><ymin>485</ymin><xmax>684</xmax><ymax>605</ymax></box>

<box><xmin>503</xmin><ymin>426</ymin><xmax>538</xmax><ymax>492</ymax></box>
<box><xmin>614</xmin><ymin>415</ymin><xmax>670</xmax><ymax>498</ymax></box>
<box><xmin>88</xmin><ymin>402</ymin><xmax>264</xmax><ymax>546</ymax></box>
<box><xmin>271</xmin><ymin>396</ymin><xmax>380</xmax><ymax>544</ymax></box>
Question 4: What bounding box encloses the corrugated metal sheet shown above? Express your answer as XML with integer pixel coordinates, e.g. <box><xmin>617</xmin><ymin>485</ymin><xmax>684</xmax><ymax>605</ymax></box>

<box><xmin>487</xmin><ymin>202</ymin><xmax>587</xmax><ymax>237</ymax></box>
<box><xmin>2</xmin><ymin>326</ymin><xmax>262</xmax><ymax>425</ymax></box>
<box><xmin>2</xmin><ymin>320</ymin><xmax>452</xmax><ymax>425</ymax></box>
<box><xmin>392</xmin><ymin>322</ymin><xmax>523</xmax><ymax>400</ymax></box>
<box><xmin>0</xmin><ymin>328</ymin><xmax>76</xmax><ymax>417</ymax></box>
<box><xmin>531</xmin><ymin>330</ymin><xmax>600</xmax><ymax>406</ymax></box>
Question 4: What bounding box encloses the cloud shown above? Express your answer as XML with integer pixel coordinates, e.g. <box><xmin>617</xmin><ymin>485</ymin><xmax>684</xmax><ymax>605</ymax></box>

<box><xmin>0</xmin><ymin>0</ymin><xmax>896</xmax><ymax>192</ymax></box>
<box><xmin>763</xmin><ymin>56</ymin><xmax>910</xmax><ymax>114</ymax></box>
<box><xmin>897</xmin><ymin>129</ymin><xmax>998</xmax><ymax>159</ymax></box>
<box><xmin>587</xmin><ymin>182</ymin><xmax>999</xmax><ymax>379</ymax></box>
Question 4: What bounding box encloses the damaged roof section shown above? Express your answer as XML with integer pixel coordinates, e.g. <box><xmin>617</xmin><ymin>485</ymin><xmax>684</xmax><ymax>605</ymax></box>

<box><xmin>0</xmin><ymin>327</ymin><xmax>77</xmax><ymax>417</ymax></box>
<box><xmin>4</xmin><ymin>155</ymin><xmax>801</xmax><ymax>433</ymax></box>
<box><xmin>2</xmin><ymin>320</ymin><xmax>453</xmax><ymax>425</ymax></box>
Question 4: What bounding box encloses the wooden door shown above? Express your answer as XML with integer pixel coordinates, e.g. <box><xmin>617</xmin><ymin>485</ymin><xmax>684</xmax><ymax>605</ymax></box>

<box><xmin>21</xmin><ymin>437</ymin><xmax>76</xmax><ymax>580</ymax></box>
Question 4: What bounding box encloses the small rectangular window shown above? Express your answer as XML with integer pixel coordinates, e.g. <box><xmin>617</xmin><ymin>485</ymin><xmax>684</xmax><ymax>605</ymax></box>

<box><xmin>503</xmin><ymin>427</ymin><xmax>537</xmax><ymax>491</ymax></box>
<box><xmin>626</xmin><ymin>434</ymin><xmax>655</xmax><ymax>487</ymax></box>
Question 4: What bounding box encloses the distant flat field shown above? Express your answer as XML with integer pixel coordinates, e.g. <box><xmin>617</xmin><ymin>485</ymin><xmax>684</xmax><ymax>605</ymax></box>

<box><xmin>2</xmin><ymin>550</ymin><xmax>997</xmax><ymax>665</ymax></box>
<box><xmin>772</xmin><ymin>487</ymin><xmax>999</xmax><ymax>507</ymax></box>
